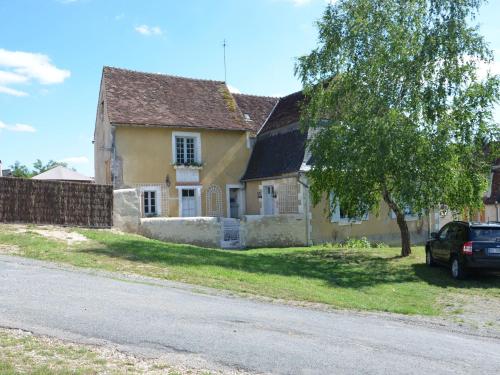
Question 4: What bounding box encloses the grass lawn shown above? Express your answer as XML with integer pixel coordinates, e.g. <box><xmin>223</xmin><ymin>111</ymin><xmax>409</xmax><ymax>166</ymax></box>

<box><xmin>0</xmin><ymin>328</ymin><xmax>216</xmax><ymax>375</ymax></box>
<box><xmin>1</xmin><ymin>224</ymin><xmax>500</xmax><ymax>317</ymax></box>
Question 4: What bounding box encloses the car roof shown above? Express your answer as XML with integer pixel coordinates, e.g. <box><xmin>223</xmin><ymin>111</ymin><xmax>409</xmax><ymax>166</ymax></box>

<box><xmin>452</xmin><ymin>220</ymin><xmax>500</xmax><ymax>228</ymax></box>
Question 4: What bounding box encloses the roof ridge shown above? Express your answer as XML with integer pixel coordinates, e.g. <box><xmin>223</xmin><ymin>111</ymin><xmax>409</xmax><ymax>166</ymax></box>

<box><xmin>233</xmin><ymin>92</ymin><xmax>279</xmax><ymax>100</ymax></box>
<box><xmin>103</xmin><ymin>66</ymin><xmax>225</xmax><ymax>85</ymax></box>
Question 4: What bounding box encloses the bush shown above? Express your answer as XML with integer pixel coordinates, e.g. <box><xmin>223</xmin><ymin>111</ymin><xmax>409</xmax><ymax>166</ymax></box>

<box><xmin>341</xmin><ymin>237</ymin><xmax>371</xmax><ymax>249</ymax></box>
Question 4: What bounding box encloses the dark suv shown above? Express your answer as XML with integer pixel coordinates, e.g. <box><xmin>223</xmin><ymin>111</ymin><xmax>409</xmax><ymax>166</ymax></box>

<box><xmin>426</xmin><ymin>221</ymin><xmax>500</xmax><ymax>279</ymax></box>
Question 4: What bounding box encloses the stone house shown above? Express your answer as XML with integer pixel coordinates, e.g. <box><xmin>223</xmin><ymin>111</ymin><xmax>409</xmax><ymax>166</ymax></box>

<box><xmin>95</xmin><ymin>67</ymin><xmax>438</xmax><ymax>247</ymax></box>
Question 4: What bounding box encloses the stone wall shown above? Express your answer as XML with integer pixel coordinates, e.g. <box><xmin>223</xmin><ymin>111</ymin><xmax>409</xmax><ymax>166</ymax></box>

<box><xmin>241</xmin><ymin>214</ymin><xmax>307</xmax><ymax>248</ymax></box>
<box><xmin>140</xmin><ymin>217</ymin><xmax>220</xmax><ymax>248</ymax></box>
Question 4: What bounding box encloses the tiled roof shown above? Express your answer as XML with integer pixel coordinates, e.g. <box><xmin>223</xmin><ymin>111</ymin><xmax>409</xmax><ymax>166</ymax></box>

<box><xmin>242</xmin><ymin>129</ymin><xmax>307</xmax><ymax>181</ymax></box>
<box><xmin>242</xmin><ymin>90</ymin><xmax>307</xmax><ymax>181</ymax></box>
<box><xmin>102</xmin><ymin>67</ymin><xmax>253</xmax><ymax>131</ymax></box>
<box><xmin>233</xmin><ymin>94</ymin><xmax>278</xmax><ymax>132</ymax></box>
<box><xmin>258</xmin><ymin>91</ymin><xmax>304</xmax><ymax>135</ymax></box>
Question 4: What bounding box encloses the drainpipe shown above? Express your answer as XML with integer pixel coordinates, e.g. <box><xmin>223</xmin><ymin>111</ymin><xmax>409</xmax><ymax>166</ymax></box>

<box><xmin>297</xmin><ymin>173</ymin><xmax>311</xmax><ymax>246</ymax></box>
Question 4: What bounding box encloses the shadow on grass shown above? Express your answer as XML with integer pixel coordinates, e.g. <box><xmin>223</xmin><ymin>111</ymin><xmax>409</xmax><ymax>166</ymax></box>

<box><xmin>77</xmin><ymin>235</ymin><xmax>423</xmax><ymax>289</ymax></box>
<box><xmin>412</xmin><ymin>263</ymin><xmax>500</xmax><ymax>290</ymax></box>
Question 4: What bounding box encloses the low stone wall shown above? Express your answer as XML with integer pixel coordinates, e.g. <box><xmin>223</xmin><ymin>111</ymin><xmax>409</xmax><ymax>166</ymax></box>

<box><xmin>241</xmin><ymin>214</ymin><xmax>307</xmax><ymax>248</ymax></box>
<box><xmin>113</xmin><ymin>189</ymin><xmax>141</xmax><ymax>233</ymax></box>
<box><xmin>140</xmin><ymin>217</ymin><xmax>221</xmax><ymax>248</ymax></box>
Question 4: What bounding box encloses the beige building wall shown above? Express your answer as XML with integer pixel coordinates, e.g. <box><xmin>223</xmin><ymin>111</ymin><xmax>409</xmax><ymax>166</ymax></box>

<box><xmin>113</xmin><ymin>126</ymin><xmax>251</xmax><ymax>217</ymax></box>
<box><xmin>245</xmin><ymin>180</ymin><xmax>262</xmax><ymax>215</ymax></box>
<box><xmin>93</xmin><ymin>81</ymin><xmax>113</xmax><ymax>185</ymax></box>
<box><xmin>310</xmin><ymin>195</ymin><xmax>429</xmax><ymax>245</ymax></box>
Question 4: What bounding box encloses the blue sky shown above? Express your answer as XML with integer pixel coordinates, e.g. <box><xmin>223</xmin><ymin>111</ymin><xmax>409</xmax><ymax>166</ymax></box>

<box><xmin>1</xmin><ymin>0</ymin><xmax>499</xmax><ymax>177</ymax></box>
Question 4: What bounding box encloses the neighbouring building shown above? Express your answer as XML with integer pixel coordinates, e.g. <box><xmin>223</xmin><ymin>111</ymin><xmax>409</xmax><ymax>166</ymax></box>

<box><xmin>32</xmin><ymin>166</ymin><xmax>94</xmax><ymax>183</ymax></box>
<box><xmin>484</xmin><ymin>158</ymin><xmax>500</xmax><ymax>222</ymax></box>
<box><xmin>94</xmin><ymin>67</ymin><xmax>448</xmax><ymax>247</ymax></box>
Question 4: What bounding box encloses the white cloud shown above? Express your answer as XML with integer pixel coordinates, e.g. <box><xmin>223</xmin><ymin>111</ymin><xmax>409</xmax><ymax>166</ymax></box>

<box><xmin>0</xmin><ymin>86</ymin><xmax>28</xmax><ymax>97</ymax></box>
<box><xmin>134</xmin><ymin>25</ymin><xmax>163</xmax><ymax>36</ymax></box>
<box><xmin>59</xmin><ymin>156</ymin><xmax>89</xmax><ymax>164</ymax></box>
<box><xmin>0</xmin><ymin>48</ymin><xmax>70</xmax><ymax>97</ymax></box>
<box><xmin>0</xmin><ymin>121</ymin><xmax>36</xmax><ymax>133</ymax></box>
<box><xmin>227</xmin><ymin>84</ymin><xmax>241</xmax><ymax>94</ymax></box>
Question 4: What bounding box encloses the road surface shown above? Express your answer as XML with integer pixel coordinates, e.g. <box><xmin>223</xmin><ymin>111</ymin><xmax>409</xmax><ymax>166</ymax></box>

<box><xmin>0</xmin><ymin>255</ymin><xmax>499</xmax><ymax>374</ymax></box>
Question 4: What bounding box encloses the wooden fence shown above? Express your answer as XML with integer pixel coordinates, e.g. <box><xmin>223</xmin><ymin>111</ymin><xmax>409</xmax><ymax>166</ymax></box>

<box><xmin>0</xmin><ymin>177</ymin><xmax>113</xmax><ymax>227</ymax></box>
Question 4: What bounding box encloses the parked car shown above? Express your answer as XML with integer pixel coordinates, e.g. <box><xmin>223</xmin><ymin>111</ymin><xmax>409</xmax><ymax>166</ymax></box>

<box><xmin>426</xmin><ymin>221</ymin><xmax>500</xmax><ymax>279</ymax></box>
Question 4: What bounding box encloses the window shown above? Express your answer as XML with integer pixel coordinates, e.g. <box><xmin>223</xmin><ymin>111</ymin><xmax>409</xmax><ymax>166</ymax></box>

<box><xmin>330</xmin><ymin>194</ymin><xmax>369</xmax><ymax>224</ymax></box>
<box><xmin>175</xmin><ymin>136</ymin><xmax>196</xmax><ymax>164</ymax></box>
<box><xmin>172</xmin><ymin>132</ymin><xmax>201</xmax><ymax>165</ymax></box>
<box><xmin>390</xmin><ymin>205</ymin><xmax>419</xmax><ymax>221</ymax></box>
<box><xmin>143</xmin><ymin>190</ymin><xmax>157</xmax><ymax>216</ymax></box>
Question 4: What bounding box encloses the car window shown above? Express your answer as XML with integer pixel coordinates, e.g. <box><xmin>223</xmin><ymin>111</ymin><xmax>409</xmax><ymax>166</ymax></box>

<box><xmin>456</xmin><ymin>226</ymin><xmax>468</xmax><ymax>242</ymax></box>
<box><xmin>471</xmin><ymin>228</ymin><xmax>500</xmax><ymax>241</ymax></box>
<box><xmin>439</xmin><ymin>225</ymin><xmax>449</xmax><ymax>240</ymax></box>
<box><xmin>446</xmin><ymin>225</ymin><xmax>457</xmax><ymax>241</ymax></box>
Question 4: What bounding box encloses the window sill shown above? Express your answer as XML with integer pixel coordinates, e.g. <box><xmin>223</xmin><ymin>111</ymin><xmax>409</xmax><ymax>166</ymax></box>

<box><xmin>173</xmin><ymin>164</ymin><xmax>203</xmax><ymax>170</ymax></box>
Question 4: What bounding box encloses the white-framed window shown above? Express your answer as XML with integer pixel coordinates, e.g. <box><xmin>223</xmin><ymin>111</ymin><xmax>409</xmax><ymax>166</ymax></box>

<box><xmin>177</xmin><ymin>186</ymin><xmax>202</xmax><ymax>217</ymax></box>
<box><xmin>141</xmin><ymin>186</ymin><xmax>161</xmax><ymax>217</ymax></box>
<box><xmin>390</xmin><ymin>205</ymin><xmax>419</xmax><ymax>221</ymax></box>
<box><xmin>330</xmin><ymin>193</ymin><xmax>369</xmax><ymax>224</ymax></box>
<box><xmin>172</xmin><ymin>132</ymin><xmax>201</xmax><ymax>165</ymax></box>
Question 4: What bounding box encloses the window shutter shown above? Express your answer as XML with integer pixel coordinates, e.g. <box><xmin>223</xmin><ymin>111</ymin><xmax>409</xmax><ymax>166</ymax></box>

<box><xmin>330</xmin><ymin>193</ymin><xmax>341</xmax><ymax>223</ymax></box>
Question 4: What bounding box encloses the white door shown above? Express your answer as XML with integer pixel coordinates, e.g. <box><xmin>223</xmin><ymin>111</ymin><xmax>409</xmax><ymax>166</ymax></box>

<box><xmin>181</xmin><ymin>189</ymin><xmax>196</xmax><ymax>217</ymax></box>
<box><xmin>263</xmin><ymin>185</ymin><xmax>275</xmax><ymax>215</ymax></box>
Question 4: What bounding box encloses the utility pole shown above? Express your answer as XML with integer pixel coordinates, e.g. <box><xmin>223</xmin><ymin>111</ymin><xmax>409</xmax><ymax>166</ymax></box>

<box><xmin>223</xmin><ymin>39</ymin><xmax>227</xmax><ymax>83</ymax></box>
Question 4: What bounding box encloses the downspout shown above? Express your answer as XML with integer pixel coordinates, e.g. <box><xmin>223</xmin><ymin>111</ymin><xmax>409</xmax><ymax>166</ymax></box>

<box><xmin>297</xmin><ymin>173</ymin><xmax>311</xmax><ymax>246</ymax></box>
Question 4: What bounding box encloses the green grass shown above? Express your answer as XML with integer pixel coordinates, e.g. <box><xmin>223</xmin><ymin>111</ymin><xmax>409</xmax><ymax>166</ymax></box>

<box><xmin>1</xmin><ymin>225</ymin><xmax>500</xmax><ymax>316</ymax></box>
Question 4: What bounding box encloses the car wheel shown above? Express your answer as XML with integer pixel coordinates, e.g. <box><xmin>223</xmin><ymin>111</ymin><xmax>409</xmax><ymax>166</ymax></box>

<box><xmin>451</xmin><ymin>257</ymin><xmax>466</xmax><ymax>280</ymax></box>
<box><xmin>426</xmin><ymin>248</ymin><xmax>436</xmax><ymax>267</ymax></box>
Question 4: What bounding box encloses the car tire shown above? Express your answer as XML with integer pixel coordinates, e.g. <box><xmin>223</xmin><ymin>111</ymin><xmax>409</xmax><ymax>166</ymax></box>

<box><xmin>451</xmin><ymin>256</ymin><xmax>467</xmax><ymax>280</ymax></box>
<box><xmin>426</xmin><ymin>248</ymin><xmax>436</xmax><ymax>267</ymax></box>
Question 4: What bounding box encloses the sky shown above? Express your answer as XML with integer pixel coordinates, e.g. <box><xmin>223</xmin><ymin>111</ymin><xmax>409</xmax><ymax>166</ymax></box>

<box><xmin>0</xmin><ymin>0</ymin><xmax>499</xmax><ymax>177</ymax></box>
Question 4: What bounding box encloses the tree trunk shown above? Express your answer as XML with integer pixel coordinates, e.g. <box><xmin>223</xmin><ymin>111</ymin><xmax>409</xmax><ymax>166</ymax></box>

<box><xmin>382</xmin><ymin>188</ymin><xmax>412</xmax><ymax>257</ymax></box>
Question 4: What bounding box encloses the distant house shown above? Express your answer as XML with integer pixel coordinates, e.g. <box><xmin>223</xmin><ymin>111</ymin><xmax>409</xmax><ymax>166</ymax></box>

<box><xmin>32</xmin><ymin>166</ymin><xmax>94</xmax><ymax>183</ymax></box>
<box><xmin>0</xmin><ymin>160</ymin><xmax>12</xmax><ymax>177</ymax></box>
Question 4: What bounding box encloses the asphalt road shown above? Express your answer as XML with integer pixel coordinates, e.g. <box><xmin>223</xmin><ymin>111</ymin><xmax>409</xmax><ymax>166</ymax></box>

<box><xmin>1</xmin><ymin>255</ymin><xmax>499</xmax><ymax>374</ymax></box>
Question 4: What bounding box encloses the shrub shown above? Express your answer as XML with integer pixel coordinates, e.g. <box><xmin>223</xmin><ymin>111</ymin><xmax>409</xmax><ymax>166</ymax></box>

<box><xmin>341</xmin><ymin>237</ymin><xmax>371</xmax><ymax>249</ymax></box>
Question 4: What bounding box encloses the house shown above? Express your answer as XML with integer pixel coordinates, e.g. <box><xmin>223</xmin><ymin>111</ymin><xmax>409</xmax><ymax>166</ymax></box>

<box><xmin>95</xmin><ymin>67</ymin><xmax>435</xmax><ymax>246</ymax></box>
<box><xmin>94</xmin><ymin>67</ymin><xmax>277</xmax><ymax>219</ymax></box>
<box><xmin>32</xmin><ymin>166</ymin><xmax>94</xmax><ymax>183</ymax></box>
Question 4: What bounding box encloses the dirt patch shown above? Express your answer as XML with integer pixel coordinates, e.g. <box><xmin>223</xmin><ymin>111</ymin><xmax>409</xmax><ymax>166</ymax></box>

<box><xmin>15</xmin><ymin>226</ymin><xmax>88</xmax><ymax>245</ymax></box>
<box><xmin>0</xmin><ymin>244</ymin><xmax>21</xmax><ymax>255</ymax></box>
<box><xmin>440</xmin><ymin>292</ymin><xmax>500</xmax><ymax>333</ymax></box>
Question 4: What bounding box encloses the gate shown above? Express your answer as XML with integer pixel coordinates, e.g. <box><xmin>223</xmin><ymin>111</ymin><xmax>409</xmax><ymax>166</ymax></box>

<box><xmin>221</xmin><ymin>218</ymin><xmax>241</xmax><ymax>249</ymax></box>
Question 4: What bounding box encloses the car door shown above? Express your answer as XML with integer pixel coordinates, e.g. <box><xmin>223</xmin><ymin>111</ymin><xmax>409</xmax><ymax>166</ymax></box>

<box><xmin>433</xmin><ymin>224</ymin><xmax>450</xmax><ymax>262</ymax></box>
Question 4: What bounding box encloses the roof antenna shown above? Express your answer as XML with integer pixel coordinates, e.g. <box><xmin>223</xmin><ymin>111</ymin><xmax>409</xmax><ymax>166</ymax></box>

<box><xmin>222</xmin><ymin>39</ymin><xmax>227</xmax><ymax>83</ymax></box>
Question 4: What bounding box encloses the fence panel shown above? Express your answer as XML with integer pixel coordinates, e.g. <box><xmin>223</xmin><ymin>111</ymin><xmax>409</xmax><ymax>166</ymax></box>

<box><xmin>0</xmin><ymin>177</ymin><xmax>112</xmax><ymax>227</ymax></box>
